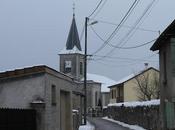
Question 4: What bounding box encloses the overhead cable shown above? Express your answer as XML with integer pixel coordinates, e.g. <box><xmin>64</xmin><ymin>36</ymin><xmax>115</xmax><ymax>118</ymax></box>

<box><xmin>105</xmin><ymin>0</ymin><xmax>157</xmax><ymax>57</ymax></box>
<box><xmin>92</xmin><ymin>0</ymin><xmax>140</xmax><ymax>55</ymax></box>
<box><xmin>80</xmin><ymin>24</ymin><xmax>85</xmax><ymax>42</ymax></box>
<box><xmin>94</xmin><ymin>0</ymin><xmax>156</xmax><ymax>61</ymax></box>
<box><xmin>91</xmin><ymin>0</ymin><xmax>108</xmax><ymax>19</ymax></box>
<box><xmin>88</xmin><ymin>0</ymin><xmax>103</xmax><ymax>18</ymax></box>
<box><xmin>91</xmin><ymin>53</ymin><xmax>158</xmax><ymax>62</ymax></box>
<box><xmin>90</xmin><ymin>19</ymin><xmax>158</xmax><ymax>33</ymax></box>
<box><xmin>90</xmin><ymin>25</ymin><xmax>157</xmax><ymax>49</ymax></box>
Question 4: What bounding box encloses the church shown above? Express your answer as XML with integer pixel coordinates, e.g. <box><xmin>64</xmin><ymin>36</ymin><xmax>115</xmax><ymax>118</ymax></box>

<box><xmin>0</xmin><ymin>14</ymin><xmax>116</xmax><ymax>130</ymax></box>
<box><xmin>59</xmin><ymin>14</ymin><xmax>117</xmax><ymax>109</ymax></box>
<box><xmin>59</xmin><ymin>14</ymin><xmax>103</xmax><ymax>110</ymax></box>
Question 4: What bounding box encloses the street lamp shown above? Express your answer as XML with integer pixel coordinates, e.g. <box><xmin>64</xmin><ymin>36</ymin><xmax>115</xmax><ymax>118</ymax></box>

<box><xmin>84</xmin><ymin>17</ymin><xmax>98</xmax><ymax>125</ymax></box>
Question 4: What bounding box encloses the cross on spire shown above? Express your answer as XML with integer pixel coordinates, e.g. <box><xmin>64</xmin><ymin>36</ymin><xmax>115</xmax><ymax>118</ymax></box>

<box><xmin>73</xmin><ymin>2</ymin><xmax>75</xmax><ymax>17</ymax></box>
<box><xmin>65</xmin><ymin>8</ymin><xmax>81</xmax><ymax>51</ymax></box>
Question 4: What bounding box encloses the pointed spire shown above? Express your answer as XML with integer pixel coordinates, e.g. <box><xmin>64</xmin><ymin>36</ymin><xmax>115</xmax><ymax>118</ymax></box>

<box><xmin>66</xmin><ymin>13</ymin><xmax>82</xmax><ymax>51</ymax></box>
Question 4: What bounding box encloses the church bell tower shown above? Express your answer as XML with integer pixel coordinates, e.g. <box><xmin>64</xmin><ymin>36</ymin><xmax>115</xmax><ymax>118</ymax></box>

<box><xmin>59</xmin><ymin>14</ymin><xmax>84</xmax><ymax>80</ymax></box>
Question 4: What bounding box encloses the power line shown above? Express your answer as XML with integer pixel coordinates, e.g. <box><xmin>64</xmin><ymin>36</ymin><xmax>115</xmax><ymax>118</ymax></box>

<box><xmin>106</xmin><ymin>0</ymin><xmax>156</xmax><ymax>56</ymax></box>
<box><xmin>91</xmin><ymin>53</ymin><xmax>158</xmax><ymax>62</ymax></box>
<box><xmin>90</xmin><ymin>25</ymin><xmax>157</xmax><ymax>49</ymax></box>
<box><xmin>91</xmin><ymin>0</ymin><xmax>108</xmax><ymax>19</ymax></box>
<box><xmin>110</xmin><ymin>39</ymin><xmax>156</xmax><ymax>49</ymax></box>
<box><xmin>116</xmin><ymin>0</ymin><xmax>158</xmax><ymax>49</ymax></box>
<box><xmin>88</xmin><ymin>0</ymin><xmax>103</xmax><ymax>18</ymax></box>
<box><xmin>80</xmin><ymin>24</ymin><xmax>85</xmax><ymax>42</ymax></box>
<box><xmin>92</xmin><ymin>0</ymin><xmax>140</xmax><ymax>55</ymax></box>
<box><xmin>91</xmin><ymin>60</ymin><xmax>140</xmax><ymax>68</ymax></box>
<box><xmin>95</xmin><ymin>0</ymin><xmax>156</xmax><ymax>61</ymax></box>
<box><xmin>89</xmin><ymin>53</ymin><xmax>158</xmax><ymax>68</ymax></box>
<box><xmin>90</xmin><ymin>19</ymin><xmax>158</xmax><ymax>33</ymax></box>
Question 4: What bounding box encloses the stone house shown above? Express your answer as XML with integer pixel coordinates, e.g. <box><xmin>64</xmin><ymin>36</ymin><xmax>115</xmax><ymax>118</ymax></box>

<box><xmin>0</xmin><ymin>65</ymin><xmax>83</xmax><ymax>130</ymax></box>
<box><xmin>109</xmin><ymin>67</ymin><xmax>159</xmax><ymax>103</ymax></box>
<box><xmin>151</xmin><ymin>19</ymin><xmax>175</xmax><ymax>130</ymax></box>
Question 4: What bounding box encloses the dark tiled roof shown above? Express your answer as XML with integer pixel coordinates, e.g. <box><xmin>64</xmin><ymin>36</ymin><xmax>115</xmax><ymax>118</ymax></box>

<box><xmin>151</xmin><ymin>19</ymin><xmax>175</xmax><ymax>51</ymax></box>
<box><xmin>66</xmin><ymin>16</ymin><xmax>81</xmax><ymax>51</ymax></box>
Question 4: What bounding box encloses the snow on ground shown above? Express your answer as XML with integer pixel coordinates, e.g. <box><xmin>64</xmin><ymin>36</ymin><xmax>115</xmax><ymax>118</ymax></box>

<box><xmin>108</xmin><ymin>99</ymin><xmax>160</xmax><ymax>107</ymax></box>
<box><xmin>78</xmin><ymin>122</ymin><xmax>95</xmax><ymax>130</ymax></box>
<box><xmin>87</xmin><ymin>73</ymin><xmax>117</xmax><ymax>92</ymax></box>
<box><xmin>103</xmin><ymin>117</ymin><xmax>146</xmax><ymax>130</ymax></box>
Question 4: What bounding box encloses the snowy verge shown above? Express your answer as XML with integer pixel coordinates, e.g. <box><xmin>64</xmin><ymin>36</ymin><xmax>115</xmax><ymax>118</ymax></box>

<box><xmin>108</xmin><ymin>99</ymin><xmax>160</xmax><ymax>107</ymax></box>
<box><xmin>102</xmin><ymin>117</ymin><xmax>146</xmax><ymax>130</ymax></box>
<box><xmin>78</xmin><ymin>122</ymin><xmax>95</xmax><ymax>130</ymax></box>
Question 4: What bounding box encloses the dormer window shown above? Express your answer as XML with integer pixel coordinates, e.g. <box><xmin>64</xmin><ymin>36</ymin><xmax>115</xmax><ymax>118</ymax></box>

<box><xmin>64</xmin><ymin>60</ymin><xmax>72</xmax><ymax>73</ymax></box>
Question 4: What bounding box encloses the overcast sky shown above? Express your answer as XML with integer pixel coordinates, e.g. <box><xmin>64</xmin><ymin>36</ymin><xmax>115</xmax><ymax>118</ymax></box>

<box><xmin>0</xmin><ymin>0</ymin><xmax>175</xmax><ymax>81</ymax></box>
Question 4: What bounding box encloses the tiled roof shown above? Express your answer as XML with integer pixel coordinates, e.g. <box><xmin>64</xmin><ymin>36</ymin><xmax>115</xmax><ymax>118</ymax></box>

<box><xmin>151</xmin><ymin>19</ymin><xmax>175</xmax><ymax>51</ymax></box>
<box><xmin>108</xmin><ymin>67</ymin><xmax>159</xmax><ymax>88</ymax></box>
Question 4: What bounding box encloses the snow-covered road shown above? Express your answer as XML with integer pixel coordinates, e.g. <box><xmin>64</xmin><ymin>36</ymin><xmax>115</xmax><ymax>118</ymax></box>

<box><xmin>78</xmin><ymin>122</ymin><xmax>95</xmax><ymax>130</ymax></box>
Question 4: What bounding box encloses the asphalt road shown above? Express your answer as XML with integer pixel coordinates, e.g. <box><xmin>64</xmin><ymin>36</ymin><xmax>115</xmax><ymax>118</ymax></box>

<box><xmin>88</xmin><ymin>117</ymin><xmax>130</xmax><ymax>130</ymax></box>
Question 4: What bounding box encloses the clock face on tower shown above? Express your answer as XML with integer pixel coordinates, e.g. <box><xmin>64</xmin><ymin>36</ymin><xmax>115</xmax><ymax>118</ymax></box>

<box><xmin>65</xmin><ymin>61</ymin><xmax>72</xmax><ymax>68</ymax></box>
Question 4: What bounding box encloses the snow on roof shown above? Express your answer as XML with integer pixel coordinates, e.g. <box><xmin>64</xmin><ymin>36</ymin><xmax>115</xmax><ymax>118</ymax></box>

<box><xmin>87</xmin><ymin>73</ymin><xmax>117</xmax><ymax>92</ymax></box>
<box><xmin>114</xmin><ymin>73</ymin><xmax>135</xmax><ymax>85</ymax></box>
<box><xmin>112</xmin><ymin>67</ymin><xmax>159</xmax><ymax>86</ymax></box>
<box><xmin>108</xmin><ymin>99</ymin><xmax>160</xmax><ymax>107</ymax></box>
<box><xmin>59</xmin><ymin>46</ymin><xmax>84</xmax><ymax>55</ymax></box>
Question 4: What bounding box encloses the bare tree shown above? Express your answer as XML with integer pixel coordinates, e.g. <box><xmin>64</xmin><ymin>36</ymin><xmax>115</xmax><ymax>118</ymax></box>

<box><xmin>134</xmin><ymin>70</ymin><xmax>160</xmax><ymax>101</ymax></box>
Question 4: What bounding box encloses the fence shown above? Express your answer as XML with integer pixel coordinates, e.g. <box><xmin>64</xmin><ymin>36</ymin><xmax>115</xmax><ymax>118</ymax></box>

<box><xmin>73</xmin><ymin>110</ymin><xmax>80</xmax><ymax>130</ymax></box>
<box><xmin>106</xmin><ymin>100</ymin><xmax>160</xmax><ymax>130</ymax></box>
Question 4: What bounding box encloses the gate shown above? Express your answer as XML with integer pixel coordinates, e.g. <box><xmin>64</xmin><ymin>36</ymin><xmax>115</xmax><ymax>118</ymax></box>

<box><xmin>0</xmin><ymin>108</ymin><xmax>36</xmax><ymax>130</ymax></box>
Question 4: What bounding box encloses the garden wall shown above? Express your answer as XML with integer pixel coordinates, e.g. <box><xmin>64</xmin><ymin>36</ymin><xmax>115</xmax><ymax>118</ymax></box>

<box><xmin>105</xmin><ymin>100</ymin><xmax>160</xmax><ymax>130</ymax></box>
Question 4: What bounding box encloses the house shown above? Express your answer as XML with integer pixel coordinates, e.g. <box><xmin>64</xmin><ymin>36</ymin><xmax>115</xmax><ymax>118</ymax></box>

<box><xmin>0</xmin><ymin>65</ymin><xmax>83</xmax><ymax>130</ymax></box>
<box><xmin>109</xmin><ymin>67</ymin><xmax>159</xmax><ymax>103</ymax></box>
<box><xmin>151</xmin><ymin>19</ymin><xmax>175</xmax><ymax>130</ymax></box>
<box><xmin>86</xmin><ymin>73</ymin><xmax>117</xmax><ymax>107</ymax></box>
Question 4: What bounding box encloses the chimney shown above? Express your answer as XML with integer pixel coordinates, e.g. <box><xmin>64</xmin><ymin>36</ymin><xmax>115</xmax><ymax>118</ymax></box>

<box><xmin>144</xmin><ymin>63</ymin><xmax>148</xmax><ymax>69</ymax></box>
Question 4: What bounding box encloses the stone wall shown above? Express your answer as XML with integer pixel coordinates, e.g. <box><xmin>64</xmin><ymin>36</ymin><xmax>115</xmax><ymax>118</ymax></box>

<box><xmin>106</xmin><ymin>105</ymin><xmax>160</xmax><ymax>130</ymax></box>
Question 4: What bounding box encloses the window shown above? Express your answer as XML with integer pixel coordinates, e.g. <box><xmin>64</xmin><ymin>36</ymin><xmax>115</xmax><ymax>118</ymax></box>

<box><xmin>171</xmin><ymin>40</ymin><xmax>175</xmax><ymax>77</ymax></box>
<box><xmin>111</xmin><ymin>89</ymin><xmax>116</xmax><ymax>99</ymax></box>
<box><xmin>51</xmin><ymin>85</ymin><xmax>56</xmax><ymax>105</ymax></box>
<box><xmin>163</xmin><ymin>52</ymin><xmax>167</xmax><ymax>85</ymax></box>
<box><xmin>80</xmin><ymin>62</ymin><xmax>83</xmax><ymax>75</ymax></box>
<box><xmin>95</xmin><ymin>91</ymin><xmax>98</xmax><ymax>106</ymax></box>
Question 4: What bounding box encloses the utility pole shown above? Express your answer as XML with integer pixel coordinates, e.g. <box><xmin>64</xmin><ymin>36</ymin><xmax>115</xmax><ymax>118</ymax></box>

<box><xmin>83</xmin><ymin>17</ymin><xmax>97</xmax><ymax>125</ymax></box>
<box><xmin>84</xmin><ymin>17</ymin><xmax>89</xmax><ymax>125</ymax></box>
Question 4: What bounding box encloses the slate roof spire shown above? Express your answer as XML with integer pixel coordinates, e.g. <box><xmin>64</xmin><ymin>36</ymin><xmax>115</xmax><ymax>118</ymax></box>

<box><xmin>66</xmin><ymin>14</ymin><xmax>82</xmax><ymax>51</ymax></box>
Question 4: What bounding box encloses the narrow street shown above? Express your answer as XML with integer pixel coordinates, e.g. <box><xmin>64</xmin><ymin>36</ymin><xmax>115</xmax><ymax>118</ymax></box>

<box><xmin>88</xmin><ymin>117</ymin><xmax>130</xmax><ymax>130</ymax></box>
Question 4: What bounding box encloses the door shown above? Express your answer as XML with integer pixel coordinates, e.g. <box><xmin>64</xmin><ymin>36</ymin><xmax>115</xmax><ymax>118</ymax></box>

<box><xmin>60</xmin><ymin>90</ymin><xmax>71</xmax><ymax>130</ymax></box>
